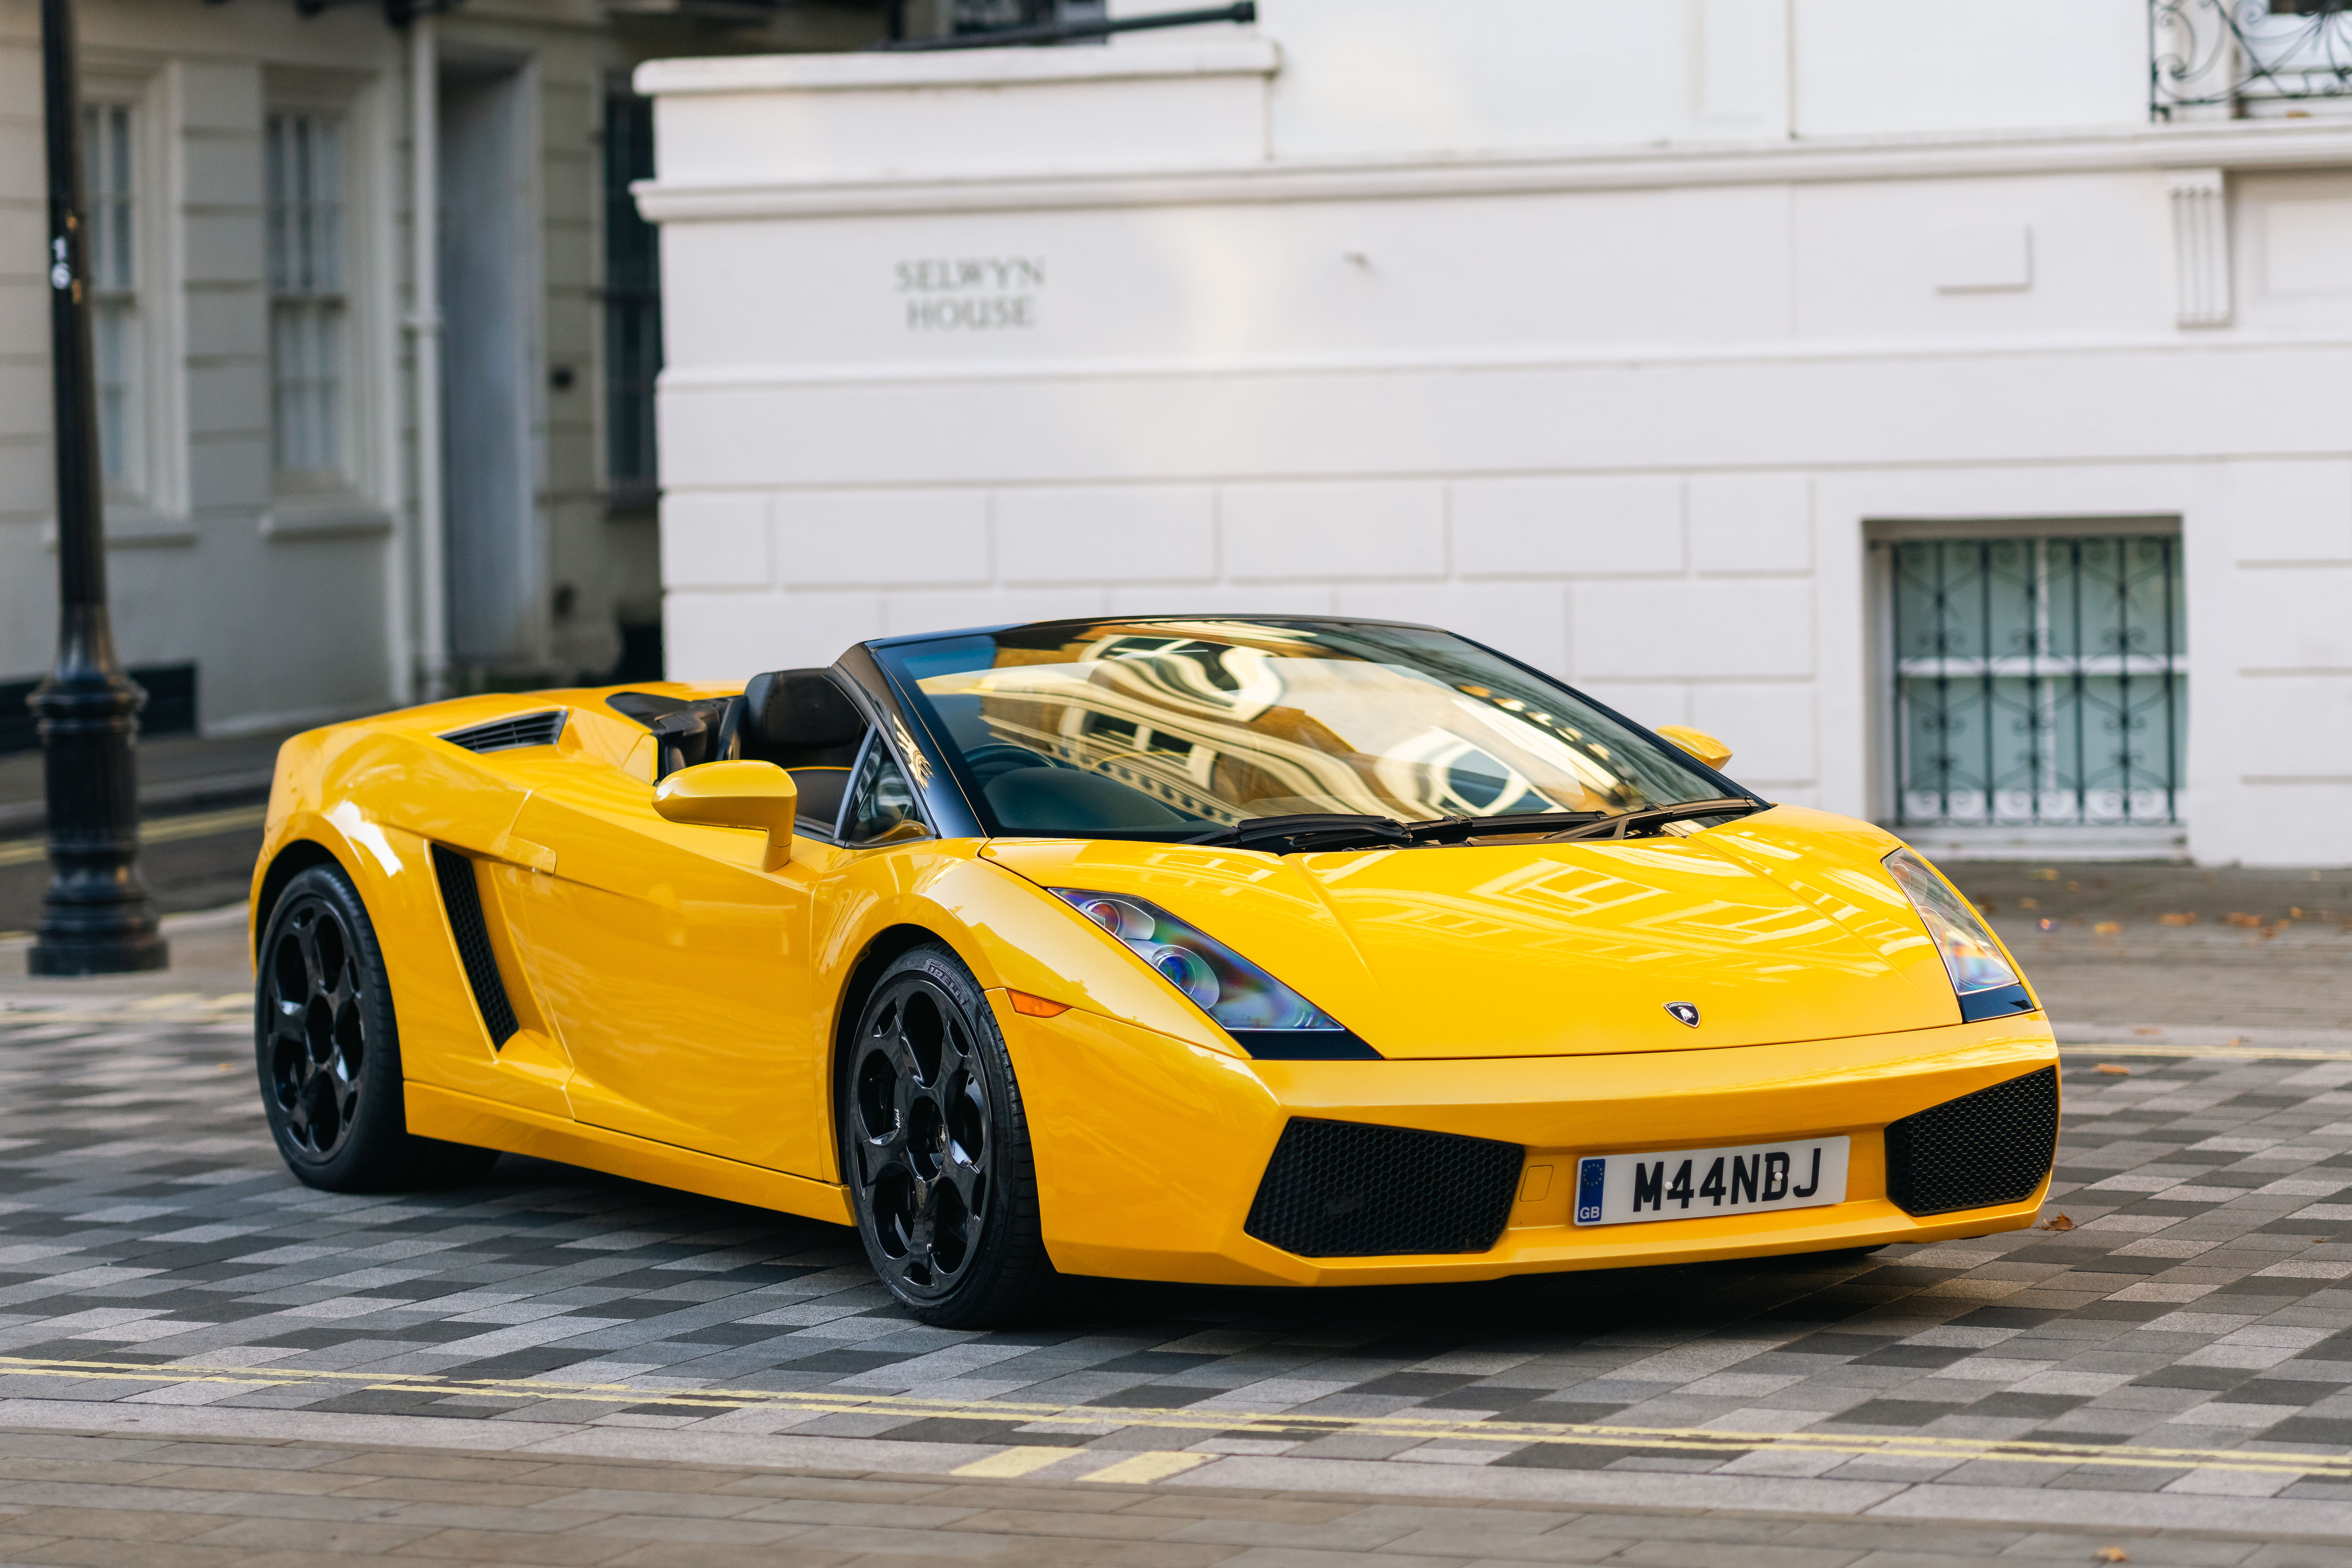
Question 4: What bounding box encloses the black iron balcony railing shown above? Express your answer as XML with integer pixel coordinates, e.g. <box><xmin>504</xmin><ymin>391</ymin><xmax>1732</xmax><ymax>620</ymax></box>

<box><xmin>2154</xmin><ymin>0</ymin><xmax>2352</xmax><ymax>117</ymax></box>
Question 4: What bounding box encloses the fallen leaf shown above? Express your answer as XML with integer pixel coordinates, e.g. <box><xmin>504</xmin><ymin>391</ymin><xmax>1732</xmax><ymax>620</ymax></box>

<box><xmin>2224</xmin><ymin>912</ymin><xmax>2263</xmax><ymax>928</ymax></box>
<box><xmin>2159</xmin><ymin>912</ymin><xmax>2197</xmax><ymax>926</ymax></box>
<box><xmin>2096</xmin><ymin>1063</ymin><xmax>2133</xmax><ymax>1075</ymax></box>
<box><xmin>2020</xmin><ymin>897</ymin><xmax>2041</xmax><ymax>910</ymax></box>
<box><xmin>2039</xmin><ymin>918</ymin><xmax>2058</xmax><ymax>931</ymax></box>
<box><xmin>2095</xmin><ymin>921</ymin><xmax>2122</xmax><ymax>936</ymax></box>
<box><xmin>2043</xmin><ymin>1213</ymin><xmax>2076</xmax><ymax>1231</ymax></box>
<box><xmin>2291</xmin><ymin>907</ymin><xmax>2307</xmax><ymax>920</ymax></box>
<box><xmin>1975</xmin><ymin>901</ymin><xmax>1998</xmax><ymax>915</ymax></box>
<box><xmin>2095</xmin><ymin>1550</ymin><xmax>2130</xmax><ymax>1564</ymax></box>
<box><xmin>2033</xmin><ymin>868</ymin><xmax>2058</xmax><ymax>881</ymax></box>
<box><xmin>2067</xmin><ymin>881</ymin><xmax>2082</xmax><ymax>893</ymax></box>
<box><xmin>2133</xmin><ymin>1027</ymin><xmax>2161</xmax><ymax>1036</ymax></box>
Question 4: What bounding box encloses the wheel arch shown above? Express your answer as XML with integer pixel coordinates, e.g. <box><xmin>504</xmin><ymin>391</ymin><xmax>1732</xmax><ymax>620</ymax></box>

<box><xmin>252</xmin><ymin>838</ymin><xmax>347</xmax><ymax>959</ymax></box>
<box><xmin>829</xmin><ymin>922</ymin><xmax>955</xmax><ymax>1097</ymax></box>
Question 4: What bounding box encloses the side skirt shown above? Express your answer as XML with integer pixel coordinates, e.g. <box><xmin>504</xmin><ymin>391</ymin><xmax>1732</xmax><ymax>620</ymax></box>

<box><xmin>406</xmin><ymin>1081</ymin><xmax>854</xmax><ymax>1227</ymax></box>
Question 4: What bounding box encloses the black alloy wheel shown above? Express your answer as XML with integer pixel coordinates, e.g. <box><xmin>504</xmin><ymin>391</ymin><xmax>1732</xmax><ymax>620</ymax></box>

<box><xmin>255</xmin><ymin>861</ymin><xmax>498</xmax><ymax>1192</ymax></box>
<box><xmin>262</xmin><ymin>886</ymin><xmax>369</xmax><ymax>1161</ymax></box>
<box><xmin>841</xmin><ymin>943</ymin><xmax>1063</xmax><ymax>1327</ymax></box>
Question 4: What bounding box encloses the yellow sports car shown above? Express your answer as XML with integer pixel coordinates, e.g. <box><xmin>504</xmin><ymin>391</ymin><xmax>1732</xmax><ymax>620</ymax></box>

<box><xmin>250</xmin><ymin>615</ymin><xmax>2057</xmax><ymax>1326</ymax></box>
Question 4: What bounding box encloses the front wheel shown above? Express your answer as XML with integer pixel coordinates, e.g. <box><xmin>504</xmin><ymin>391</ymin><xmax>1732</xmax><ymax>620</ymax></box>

<box><xmin>840</xmin><ymin>943</ymin><xmax>1065</xmax><ymax>1327</ymax></box>
<box><xmin>255</xmin><ymin>861</ymin><xmax>499</xmax><ymax>1192</ymax></box>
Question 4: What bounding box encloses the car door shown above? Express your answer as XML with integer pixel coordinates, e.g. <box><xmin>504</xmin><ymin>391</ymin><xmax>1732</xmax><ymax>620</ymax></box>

<box><xmin>504</xmin><ymin>755</ymin><xmax>830</xmax><ymax>1176</ymax></box>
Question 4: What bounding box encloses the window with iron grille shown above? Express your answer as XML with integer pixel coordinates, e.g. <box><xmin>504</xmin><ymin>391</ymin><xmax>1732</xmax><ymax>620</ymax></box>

<box><xmin>267</xmin><ymin>112</ymin><xmax>347</xmax><ymax>485</ymax></box>
<box><xmin>1884</xmin><ymin>534</ymin><xmax>2186</xmax><ymax>829</ymax></box>
<box><xmin>83</xmin><ymin>101</ymin><xmax>139</xmax><ymax>497</ymax></box>
<box><xmin>604</xmin><ymin>89</ymin><xmax>660</xmax><ymax>509</ymax></box>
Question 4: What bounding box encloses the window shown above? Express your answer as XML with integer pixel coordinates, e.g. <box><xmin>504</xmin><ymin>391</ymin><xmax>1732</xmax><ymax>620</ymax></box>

<box><xmin>844</xmin><ymin>738</ymin><xmax>921</xmax><ymax>844</ymax></box>
<box><xmin>266</xmin><ymin>111</ymin><xmax>346</xmax><ymax>485</ymax></box>
<box><xmin>1883</xmin><ymin>535</ymin><xmax>2186</xmax><ymax>829</ymax></box>
<box><xmin>82</xmin><ymin>101</ymin><xmax>138</xmax><ymax>496</ymax></box>
<box><xmin>876</xmin><ymin>620</ymin><xmax>1735</xmax><ymax>840</ymax></box>
<box><xmin>603</xmin><ymin>90</ymin><xmax>659</xmax><ymax>508</ymax></box>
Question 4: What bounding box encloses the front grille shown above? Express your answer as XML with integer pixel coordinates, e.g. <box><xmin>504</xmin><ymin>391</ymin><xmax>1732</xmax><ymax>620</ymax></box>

<box><xmin>431</xmin><ymin>845</ymin><xmax>519</xmax><ymax>1047</ymax></box>
<box><xmin>1884</xmin><ymin>1066</ymin><xmax>2058</xmax><ymax>1217</ymax></box>
<box><xmin>440</xmin><ymin>709</ymin><xmax>567</xmax><ymax>754</ymax></box>
<box><xmin>1244</xmin><ymin>1118</ymin><xmax>1522</xmax><ymax>1258</ymax></box>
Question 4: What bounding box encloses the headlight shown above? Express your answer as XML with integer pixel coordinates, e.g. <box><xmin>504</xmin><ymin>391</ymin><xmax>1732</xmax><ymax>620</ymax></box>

<box><xmin>1883</xmin><ymin>849</ymin><xmax>2033</xmax><ymax>1022</ymax></box>
<box><xmin>1050</xmin><ymin>888</ymin><xmax>1377</xmax><ymax>1059</ymax></box>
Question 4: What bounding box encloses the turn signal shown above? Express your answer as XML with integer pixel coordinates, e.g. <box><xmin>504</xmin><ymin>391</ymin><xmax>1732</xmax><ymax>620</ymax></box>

<box><xmin>1007</xmin><ymin>991</ymin><xmax>1071</xmax><ymax>1018</ymax></box>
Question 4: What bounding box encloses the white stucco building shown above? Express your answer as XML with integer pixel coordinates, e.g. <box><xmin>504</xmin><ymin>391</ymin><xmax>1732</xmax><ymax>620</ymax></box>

<box><xmin>0</xmin><ymin>0</ymin><xmax>876</xmax><ymax>748</ymax></box>
<box><xmin>638</xmin><ymin>0</ymin><xmax>2352</xmax><ymax>867</ymax></box>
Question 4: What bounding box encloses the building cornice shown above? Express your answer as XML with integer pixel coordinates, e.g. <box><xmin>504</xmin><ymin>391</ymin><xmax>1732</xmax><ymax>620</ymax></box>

<box><xmin>633</xmin><ymin>118</ymin><xmax>2352</xmax><ymax>224</ymax></box>
<box><xmin>634</xmin><ymin>38</ymin><xmax>1279</xmax><ymax>96</ymax></box>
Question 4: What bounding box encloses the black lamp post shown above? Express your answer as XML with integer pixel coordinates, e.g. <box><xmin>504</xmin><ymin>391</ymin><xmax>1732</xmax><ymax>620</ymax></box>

<box><xmin>27</xmin><ymin>0</ymin><xmax>166</xmax><ymax>976</ymax></box>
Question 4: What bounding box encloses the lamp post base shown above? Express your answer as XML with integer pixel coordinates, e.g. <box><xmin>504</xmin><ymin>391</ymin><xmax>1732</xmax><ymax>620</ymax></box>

<box><xmin>29</xmin><ymin>928</ymin><xmax>169</xmax><ymax>976</ymax></box>
<box><xmin>26</xmin><ymin>662</ymin><xmax>169</xmax><ymax>978</ymax></box>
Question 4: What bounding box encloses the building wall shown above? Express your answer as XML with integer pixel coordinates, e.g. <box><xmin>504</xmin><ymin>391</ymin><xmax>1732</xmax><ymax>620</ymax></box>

<box><xmin>0</xmin><ymin>0</ymin><xmax>865</xmax><ymax>737</ymax></box>
<box><xmin>641</xmin><ymin>1</ymin><xmax>2352</xmax><ymax>866</ymax></box>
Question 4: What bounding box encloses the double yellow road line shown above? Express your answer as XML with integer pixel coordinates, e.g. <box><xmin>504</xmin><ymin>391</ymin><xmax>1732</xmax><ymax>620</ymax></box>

<box><xmin>2</xmin><ymin>1355</ymin><xmax>2344</xmax><ymax>1481</ymax></box>
<box><xmin>0</xmin><ymin>805</ymin><xmax>268</xmax><ymax>869</ymax></box>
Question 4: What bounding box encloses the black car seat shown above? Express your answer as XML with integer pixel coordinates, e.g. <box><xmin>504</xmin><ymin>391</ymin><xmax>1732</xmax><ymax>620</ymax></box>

<box><xmin>738</xmin><ymin>668</ymin><xmax>869</xmax><ymax>831</ymax></box>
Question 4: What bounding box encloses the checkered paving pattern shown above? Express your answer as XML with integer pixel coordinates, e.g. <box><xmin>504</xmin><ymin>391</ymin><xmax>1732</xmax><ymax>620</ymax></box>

<box><xmin>0</xmin><ymin>1428</ymin><xmax>2344</xmax><ymax>1568</ymax></box>
<box><xmin>6</xmin><ymin>997</ymin><xmax>2352</xmax><ymax>1502</ymax></box>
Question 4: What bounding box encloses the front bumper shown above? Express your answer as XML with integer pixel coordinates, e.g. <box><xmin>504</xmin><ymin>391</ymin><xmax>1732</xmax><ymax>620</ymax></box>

<box><xmin>993</xmin><ymin>999</ymin><xmax>2058</xmax><ymax>1287</ymax></box>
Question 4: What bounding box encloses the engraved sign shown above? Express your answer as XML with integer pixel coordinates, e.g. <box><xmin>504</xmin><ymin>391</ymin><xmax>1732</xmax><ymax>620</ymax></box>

<box><xmin>897</xmin><ymin>256</ymin><xmax>1044</xmax><ymax>331</ymax></box>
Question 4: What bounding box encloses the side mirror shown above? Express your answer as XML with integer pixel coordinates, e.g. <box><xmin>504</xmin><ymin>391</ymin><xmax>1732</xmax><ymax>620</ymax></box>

<box><xmin>654</xmin><ymin>760</ymin><xmax>798</xmax><ymax>870</ymax></box>
<box><xmin>1656</xmin><ymin>725</ymin><xmax>1733</xmax><ymax>771</ymax></box>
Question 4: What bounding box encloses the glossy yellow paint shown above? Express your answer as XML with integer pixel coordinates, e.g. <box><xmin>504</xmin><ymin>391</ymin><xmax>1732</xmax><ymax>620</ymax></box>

<box><xmin>252</xmin><ymin>682</ymin><xmax>2057</xmax><ymax>1286</ymax></box>
<box><xmin>1655</xmin><ymin>725</ymin><xmax>1733</xmax><ymax>770</ymax></box>
<box><xmin>1000</xmin><ymin>1003</ymin><xmax>2053</xmax><ymax>1286</ymax></box>
<box><xmin>653</xmin><ymin>760</ymin><xmax>800</xmax><ymax>870</ymax></box>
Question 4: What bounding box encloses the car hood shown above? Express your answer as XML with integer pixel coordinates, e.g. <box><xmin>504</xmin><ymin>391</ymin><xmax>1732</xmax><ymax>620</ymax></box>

<box><xmin>981</xmin><ymin>806</ymin><xmax>1972</xmax><ymax>1059</ymax></box>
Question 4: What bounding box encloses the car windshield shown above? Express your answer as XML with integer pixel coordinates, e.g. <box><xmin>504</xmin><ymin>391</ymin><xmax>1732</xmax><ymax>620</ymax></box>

<box><xmin>874</xmin><ymin>619</ymin><xmax>1739</xmax><ymax>841</ymax></box>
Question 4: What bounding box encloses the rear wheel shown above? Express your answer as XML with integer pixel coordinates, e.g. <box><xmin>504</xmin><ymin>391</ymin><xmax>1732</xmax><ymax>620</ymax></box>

<box><xmin>255</xmin><ymin>862</ymin><xmax>498</xmax><ymax>1192</ymax></box>
<box><xmin>840</xmin><ymin>943</ymin><xmax>1064</xmax><ymax>1327</ymax></box>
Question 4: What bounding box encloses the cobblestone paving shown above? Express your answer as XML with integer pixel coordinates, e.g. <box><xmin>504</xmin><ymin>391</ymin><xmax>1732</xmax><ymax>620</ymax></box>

<box><xmin>6</xmin><ymin>980</ymin><xmax>2352</xmax><ymax>1543</ymax></box>
<box><xmin>1963</xmin><ymin>863</ymin><xmax>2352</xmax><ymax>1039</ymax></box>
<box><xmin>1</xmin><ymin>1426</ymin><xmax>2343</xmax><ymax>1568</ymax></box>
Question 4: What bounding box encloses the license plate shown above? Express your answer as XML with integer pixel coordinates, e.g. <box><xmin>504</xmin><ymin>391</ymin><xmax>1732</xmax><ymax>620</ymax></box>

<box><xmin>1573</xmin><ymin>1136</ymin><xmax>1849</xmax><ymax>1226</ymax></box>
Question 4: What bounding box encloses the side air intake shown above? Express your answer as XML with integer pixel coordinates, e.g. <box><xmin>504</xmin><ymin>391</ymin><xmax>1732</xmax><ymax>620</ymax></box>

<box><xmin>1244</xmin><ymin>1118</ymin><xmax>1523</xmax><ymax>1258</ymax></box>
<box><xmin>439</xmin><ymin>709</ymin><xmax>567</xmax><ymax>754</ymax></box>
<box><xmin>430</xmin><ymin>845</ymin><xmax>519</xmax><ymax>1047</ymax></box>
<box><xmin>1884</xmin><ymin>1066</ymin><xmax>2058</xmax><ymax>1217</ymax></box>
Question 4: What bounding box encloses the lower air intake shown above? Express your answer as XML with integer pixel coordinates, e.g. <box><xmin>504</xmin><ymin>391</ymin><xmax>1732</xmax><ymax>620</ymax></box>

<box><xmin>1245</xmin><ymin>1118</ymin><xmax>1522</xmax><ymax>1258</ymax></box>
<box><xmin>1884</xmin><ymin>1066</ymin><xmax>2058</xmax><ymax>1218</ymax></box>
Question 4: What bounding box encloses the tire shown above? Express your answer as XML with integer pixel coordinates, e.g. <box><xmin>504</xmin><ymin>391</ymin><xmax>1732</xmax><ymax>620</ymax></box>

<box><xmin>255</xmin><ymin>862</ymin><xmax>500</xmax><ymax>1192</ymax></box>
<box><xmin>840</xmin><ymin>942</ymin><xmax>1065</xmax><ymax>1327</ymax></box>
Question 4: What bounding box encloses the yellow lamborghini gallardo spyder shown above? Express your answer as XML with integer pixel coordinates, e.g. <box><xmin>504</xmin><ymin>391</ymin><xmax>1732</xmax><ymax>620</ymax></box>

<box><xmin>250</xmin><ymin>616</ymin><xmax>2057</xmax><ymax>1326</ymax></box>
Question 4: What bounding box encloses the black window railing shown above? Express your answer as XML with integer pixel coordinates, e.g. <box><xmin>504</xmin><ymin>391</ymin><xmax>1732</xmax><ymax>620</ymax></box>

<box><xmin>2153</xmin><ymin>0</ymin><xmax>2352</xmax><ymax>116</ymax></box>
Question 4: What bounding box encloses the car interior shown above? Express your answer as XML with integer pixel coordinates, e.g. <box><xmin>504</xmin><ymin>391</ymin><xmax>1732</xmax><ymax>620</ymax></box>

<box><xmin>607</xmin><ymin>669</ymin><xmax>877</xmax><ymax>839</ymax></box>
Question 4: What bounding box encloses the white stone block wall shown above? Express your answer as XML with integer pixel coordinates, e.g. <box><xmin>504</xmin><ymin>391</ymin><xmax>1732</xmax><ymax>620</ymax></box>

<box><xmin>642</xmin><ymin>4</ymin><xmax>2352</xmax><ymax>865</ymax></box>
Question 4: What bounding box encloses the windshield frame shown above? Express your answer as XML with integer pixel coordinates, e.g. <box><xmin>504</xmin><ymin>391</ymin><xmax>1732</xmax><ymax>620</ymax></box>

<box><xmin>858</xmin><ymin>615</ymin><xmax>1764</xmax><ymax>845</ymax></box>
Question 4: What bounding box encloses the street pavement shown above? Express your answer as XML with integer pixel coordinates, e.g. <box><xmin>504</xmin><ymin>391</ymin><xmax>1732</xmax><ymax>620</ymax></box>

<box><xmin>2</xmin><ymin>868</ymin><xmax>2352</xmax><ymax>1563</ymax></box>
<box><xmin>0</xmin><ymin>729</ymin><xmax>286</xmax><ymax>936</ymax></box>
